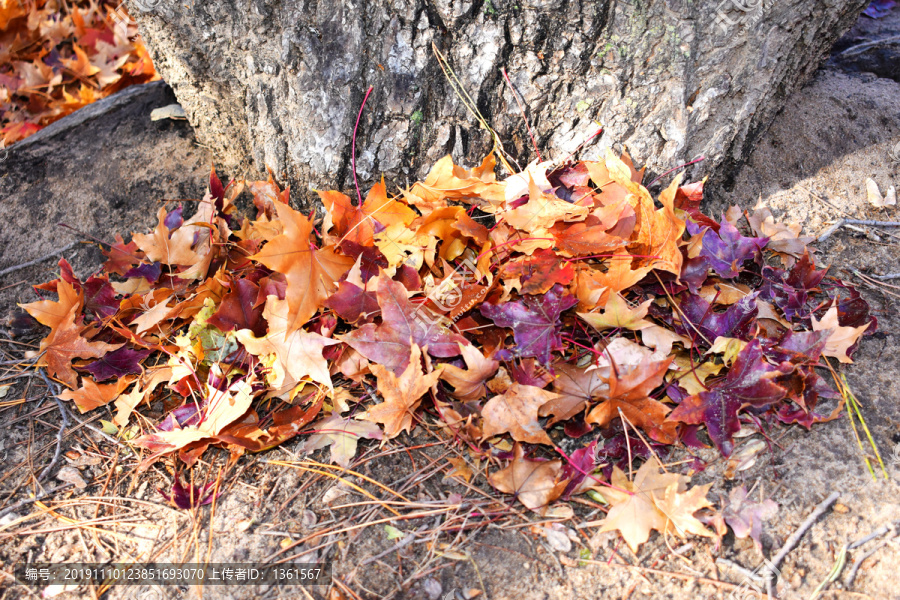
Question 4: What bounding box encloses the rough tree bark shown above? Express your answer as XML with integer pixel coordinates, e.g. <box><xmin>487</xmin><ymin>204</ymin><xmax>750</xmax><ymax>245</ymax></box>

<box><xmin>127</xmin><ymin>0</ymin><xmax>867</xmax><ymax>203</ymax></box>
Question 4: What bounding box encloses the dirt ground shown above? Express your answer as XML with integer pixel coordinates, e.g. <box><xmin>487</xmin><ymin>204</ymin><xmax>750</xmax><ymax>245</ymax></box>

<box><xmin>1</xmin><ymin>9</ymin><xmax>899</xmax><ymax>600</ymax></box>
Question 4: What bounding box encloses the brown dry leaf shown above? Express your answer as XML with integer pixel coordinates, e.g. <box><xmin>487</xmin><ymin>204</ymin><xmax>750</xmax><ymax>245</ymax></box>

<box><xmin>541</xmin><ymin>362</ymin><xmax>609</xmax><ymax>424</ymax></box>
<box><xmin>113</xmin><ymin>366</ymin><xmax>173</xmax><ymax>427</ymax></box>
<box><xmin>19</xmin><ymin>279</ymin><xmax>83</xmax><ymax>330</ymax></box>
<box><xmin>440</xmin><ymin>343</ymin><xmax>499</xmax><ymax>401</ymax></box>
<box><xmin>38</xmin><ymin>308</ymin><xmax>124</xmax><ymax>387</ymax></box>
<box><xmin>605</xmin><ymin>151</ymin><xmax>685</xmax><ymax>276</ymax></box>
<box><xmin>251</xmin><ymin>202</ymin><xmax>353</xmax><ymax>332</ymax></box>
<box><xmin>811</xmin><ymin>303</ymin><xmax>871</xmax><ymax>364</ymax></box>
<box><xmin>235</xmin><ymin>296</ymin><xmax>339</xmax><ymax>392</ymax></box>
<box><xmin>481</xmin><ymin>383</ymin><xmax>559</xmax><ymax>445</ymax></box>
<box><xmin>489</xmin><ymin>443</ymin><xmax>569</xmax><ymax>514</ymax></box>
<box><xmin>598</xmin><ymin>457</ymin><xmax>713</xmax><ymax>552</ymax></box>
<box><xmin>58</xmin><ymin>375</ymin><xmax>136</xmax><ymax>413</ymax></box>
<box><xmin>362</xmin><ymin>344</ymin><xmax>444</xmax><ymax>438</ymax></box>
<box><xmin>585</xmin><ymin>358</ymin><xmax>677</xmax><ymax>444</ymax></box>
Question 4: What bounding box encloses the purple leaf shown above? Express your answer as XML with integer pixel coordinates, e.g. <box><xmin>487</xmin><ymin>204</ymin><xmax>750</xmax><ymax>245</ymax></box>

<box><xmin>668</xmin><ymin>340</ymin><xmax>787</xmax><ymax>456</ymax></box>
<box><xmin>159</xmin><ymin>478</ymin><xmax>217</xmax><ymax>509</ymax></box>
<box><xmin>677</xmin><ymin>292</ymin><xmax>759</xmax><ymax>342</ymax></box>
<box><xmin>81</xmin><ymin>275</ymin><xmax>119</xmax><ymax>319</ymax></box>
<box><xmin>760</xmin><ymin>253</ymin><xmax>826</xmax><ymax>321</ymax></box>
<box><xmin>124</xmin><ymin>261</ymin><xmax>162</xmax><ymax>284</ymax></box>
<box><xmin>480</xmin><ymin>284</ymin><xmax>577</xmax><ymax>365</ymax></box>
<box><xmin>326</xmin><ymin>281</ymin><xmax>379</xmax><ymax>324</ymax></box>
<box><xmin>207</xmin><ymin>278</ymin><xmax>267</xmax><ymax>335</ymax></box>
<box><xmin>864</xmin><ymin>0</ymin><xmax>895</xmax><ymax>18</ymax></box>
<box><xmin>763</xmin><ymin>329</ymin><xmax>829</xmax><ymax>365</ymax></box>
<box><xmin>696</xmin><ymin>218</ymin><xmax>767</xmax><ymax>279</ymax></box>
<box><xmin>83</xmin><ymin>347</ymin><xmax>150</xmax><ymax>381</ymax></box>
<box><xmin>163</xmin><ymin>205</ymin><xmax>184</xmax><ymax>231</ymax></box>
<box><xmin>722</xmin><ymin>485</ymin><xmax>778</xmax><ymax>551</ymax></box>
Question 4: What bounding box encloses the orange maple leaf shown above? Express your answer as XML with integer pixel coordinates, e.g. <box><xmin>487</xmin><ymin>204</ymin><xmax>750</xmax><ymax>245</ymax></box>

<box><xmin>251</xmin><ymin>202</ymin><xmax>353</xmax><ymax>332</ymax></box>
<box><xmin>38</xmin><ymin>308</ymin><xmax>123</xmax><ymax>387</ymax></box>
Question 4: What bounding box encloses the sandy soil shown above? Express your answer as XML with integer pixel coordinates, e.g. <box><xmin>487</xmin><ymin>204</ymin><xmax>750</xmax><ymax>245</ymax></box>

<box><xmin>1</xmin><ymin>9</ymin><xmax>899</xmax><ymax>600</ymax></box>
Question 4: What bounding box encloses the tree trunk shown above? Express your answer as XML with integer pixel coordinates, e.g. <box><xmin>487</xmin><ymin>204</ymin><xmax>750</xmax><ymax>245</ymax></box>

<box><xmin>127</xmin><ymin>0</ymin><xmax>866</xmax><ymax>204</ymax></box>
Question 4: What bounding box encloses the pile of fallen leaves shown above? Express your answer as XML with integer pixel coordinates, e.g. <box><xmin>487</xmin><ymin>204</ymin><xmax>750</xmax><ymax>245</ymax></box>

<box><xmin>0</xmin><ymin>0</ymin><xmax>157</xmax><ymax>144</ymax></box>
<box><xmin>20</xmin><ymin>151</ymin><xmax>875</xmax><ymax>551</ymax></box>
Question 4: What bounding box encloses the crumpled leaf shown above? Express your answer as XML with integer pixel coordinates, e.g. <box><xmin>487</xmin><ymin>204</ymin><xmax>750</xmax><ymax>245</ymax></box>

<box><xmin>57</xmin><ymin>375</ymin><xmax>136</xmax><ymax>413</ymax></box>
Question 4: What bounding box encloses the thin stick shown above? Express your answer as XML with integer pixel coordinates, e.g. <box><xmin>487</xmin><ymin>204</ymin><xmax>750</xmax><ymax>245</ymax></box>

<box><xmin>36</xmin><ymin>369</ymin><xmax>68</xmax><ymax>483</ymax></box>
<box><xmin>837</xmin><ymin>34</ymin><xmax>900</xmax><ymax>57</ymax></box>
<box><xmin>352</xmin><ymin>86</ymin><xmax>374</xmax><ymax>206</ymax></box>
<box><xmin>0</xmin><ymin>242</ymin><xmax>78</xmax><ymax>279</ymax></box>
<box><xmin>0</xmin><ymin>483</ymin><xmax>73</xmax><ymax>521</ymax></box>
<box><xmin>578</xmin><ymin>558</ymin><xmax>767</xmax><ymax>598</ymax></box>
<box><xmin>765</xmin><ymin>491</ymin><xmax>841</xmax><ymax>594</ymax></box>
<box><xmin>501</xmin><ymin>68</ymin><xmax>541</xmax><ymax>161</ymax></box>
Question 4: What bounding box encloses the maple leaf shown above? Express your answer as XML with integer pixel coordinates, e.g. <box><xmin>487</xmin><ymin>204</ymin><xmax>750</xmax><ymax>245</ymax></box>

<box><xmin>480</xmin><ymin>284</ymin><xmax>577</xmax><ymax>365</ymax></box>
<box><xmin>340</xmin><ymin>274</ymin><xmax>466</xmax><ymax>374</ymax></box>
<box><xmin>235</xmin><ymin>296</ymin><xmax>340</xmax><ymax>392</ymax></box>
<box><xmin>251</xmin><ymin>202</ymin><xmax>353</xmax><ymax>332</ymax></box>
<box><xmin>722</xmin><ymin>485</ymin><xmax>778</xmax><ymax>551</ymax></box>
<box><xmin>20</xmin><ymin>279</ymin><xmax>83</xmax><ymax>330</ymax></box>
<box><xmin>503</xmin><ymin>174</ymin><xmax>589</xmax><ymax>232</ymax></box>
<box><xmin>404</xmin><ymin>154</ymin><xmax>506</xmax><ymax>213</ymax></box>
<box><xmin>585</xmin><ymin>357</ymin><xmax>677</xmax><ymax>444</ymax></box>
<box><xmin>84</xmin><ymin>346</ymin><xmax>151</xmax><ymax>381</ymax></box>
<box><xmin>668</xmin><ymin>340</ymin><xmax>787</xmax><ymax>455</ymax></box>
<box><xmin>747</xmin><ymin>205</ymin><xmax>814</xmax><ymax>265</ymax></box>
<box><xmin>57</xmin><ymin>375</ymin><xmax>136</xmax><ymax>413</ymax></box>
<box><xmin>500</xmin><ymin>249</ymin><xmax>575</xmax><ymax>295</ymax></box>
<box><xmin>319</xmin><ymin>178</ymin><xmax>415</xmax><ymax>246</ymax></box>
<box><xmin>417</xmin><ymin>206</ymin><xmax>489</xmax><ymax>261</ymax></box>
<box><xmin>604</xmin><ymin>152</ymin><xmax>686</xmax><ymax>276</ymax></box>
<box><xmin>37</xmin><ymin>307</ymin><xmax>123</xmax><ymax>387</ymax></box>
<box><xmin>326</xmin><ymin>280</ymin><xmax>379</xmax><ymax>324</ymax></box>
<box><xmin>692</xmin><ymin>217</ymin><xmax>767</xmax><ymax>279</ymax></box>
<box><xmin>489</xmin><ymin>443</ymin><xmax>570</xmax><ymax>514</ymax></box>
<box><xmin>551</xmin><ymin>215</ymin><xmax>630</xmax><ymax>257</ymax></box>
<box><xmin>541</xmin><ymin>363</ymin><xmax>609</xmax><ymax>424</ymax></box>
<box><xmin>361</xmin><ymin>344</ymin><xmax>443</xmax><ymax>438</ymax></box>
<box><xmin>810</xmin><ymin>303</ymin><xmax>871</xmax><ymax>363</ymax></box>
<box><xmin>134</xmin><ymin>379</ymin><xmax>255</xmax><ymax>454</ymax></box>
<box><xmin>300</xmin><ymin>414</ymin><xmax>383</xmax><ymax>468</ymax></box>
<box><xmin>440</xmin><ymin>343</ymin><xmax>499</xmax><ymax>401</ymax></box>
<box><xmin>579</xmin><ymin>293</ymin><xmax>653</xmax><ymax>332</ymax></box>
<box><xmin>481</xmin><ymin>382</ymin><xmax>559</xmax><ymax>445</ymax></box>
<box><xmin>207</xmin><ymin>278</ymin><xmax>267</xmax><ymax>336</ymax></box>
<box><xmin>677</xmin><ymin>292</ymin><xmax>759</xmax><ymax>343</ymax></box>
<box><xmin>599</xmin><ymin>457</ymin><xmax>713</xmax><ymax>552</ymax></box>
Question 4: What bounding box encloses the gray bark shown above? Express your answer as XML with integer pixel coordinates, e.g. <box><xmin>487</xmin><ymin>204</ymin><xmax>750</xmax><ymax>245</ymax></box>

<box><xmin>126</xmin><ymin>0</ymin><xmax>867</xmax><ymax>204</ymax></box>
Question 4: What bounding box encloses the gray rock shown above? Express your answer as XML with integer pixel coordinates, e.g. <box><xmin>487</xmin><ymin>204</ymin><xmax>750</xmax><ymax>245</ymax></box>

<box><xmin>0</xmin><ymin>81</ymin><xmax>212</xmax><ymax>287</ymax></box>
<box><xmin>125</xmin><ymin>0</ymin><xmax>867</xmax><ymax>204</ymax></box>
